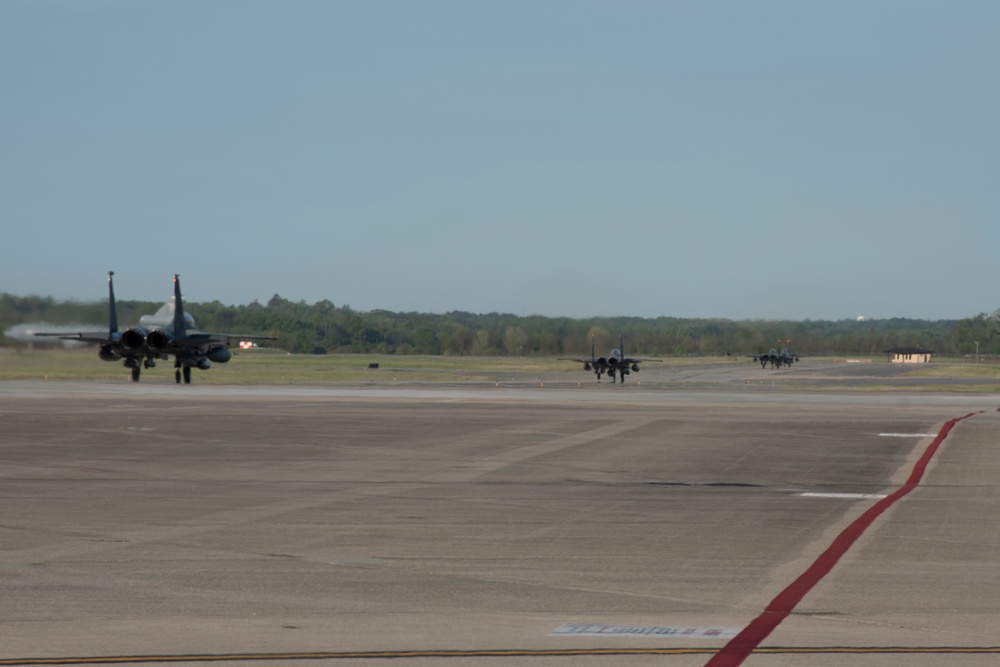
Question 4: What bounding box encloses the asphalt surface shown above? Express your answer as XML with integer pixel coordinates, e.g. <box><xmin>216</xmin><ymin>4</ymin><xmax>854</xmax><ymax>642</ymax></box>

<box><xmin>3</xmin><ymin>364</ymin><xmax>1000</xmax><ymax>666</ymax></box>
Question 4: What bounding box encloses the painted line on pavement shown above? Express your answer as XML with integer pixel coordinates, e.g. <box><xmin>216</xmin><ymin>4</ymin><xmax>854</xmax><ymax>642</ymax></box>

<box><xmin>801</xmin><ymin>492</ymin><xmax>888</xmax><ymax>499</ymax></box>
<box><xmin>552</xmin><ymin>623</ymin><xmax>738</xmax><ymax>638</ymax></box>
<box><xmin>7</xmin><ymin>646</ymin><xmax>1000</xmax><ymax>664</ymax></box>
<box><xmin>704</xmin><ymin>411</ymin><xmax>982</xmax><ymax>667</ymax></box>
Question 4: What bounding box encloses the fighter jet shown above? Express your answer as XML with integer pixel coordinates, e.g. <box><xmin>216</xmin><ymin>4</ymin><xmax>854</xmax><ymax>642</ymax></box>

<box><xmin>748</xmin><ymin>341</ymin><xmax>800</xmax><ymax>369</ymax></box>
<box><xmin>37</xmin><ymin>273</ymin><xmax>274</xmax><ymax>383</ymax></box>
<box><xmin>561</xmin><ymin>334</ymin><xmax>658</xmax><ymax>384</ymax></box>
<box><xmin>123</xmin><ymin>274</ymin><xmax>275</xmax><ymax>384</ymax></box>
<box><xmin>33</xmin><ymin>271</ymin><xmax>151</xmax><ymax>381</ymax></box>
<box><xmin>778</xmin><ymin>347</ymin><xmax>801</xmax><ymax>366</ymax></box>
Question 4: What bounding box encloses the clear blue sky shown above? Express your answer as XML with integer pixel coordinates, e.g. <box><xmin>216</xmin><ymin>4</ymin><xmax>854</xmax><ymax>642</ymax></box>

<box><xmin>2</xmin><ymin>1</ymin><xmax>997</xmax><ymax>320</ymax></box>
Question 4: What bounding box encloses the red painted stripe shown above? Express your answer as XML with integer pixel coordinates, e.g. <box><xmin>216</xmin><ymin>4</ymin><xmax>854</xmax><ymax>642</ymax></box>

<box><xmin>705</xmin><ymin>412</ymin><xmax>978</xmax><ymax>667</ymax></box>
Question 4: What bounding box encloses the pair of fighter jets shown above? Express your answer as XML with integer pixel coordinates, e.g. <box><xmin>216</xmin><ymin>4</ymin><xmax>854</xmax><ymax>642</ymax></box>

<box><xmin>35</xmin><ymin>272</ymin><xmax>273</xmax><ymax>384</ymax></box>
<box><xmin>563</xmin><ymin>337</ymin><xmax>803</xmax><ymax>383</ymax></box>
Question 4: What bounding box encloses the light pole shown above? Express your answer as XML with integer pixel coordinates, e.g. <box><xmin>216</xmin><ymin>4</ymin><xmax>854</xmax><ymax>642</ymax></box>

<box><xmin>975</xmin><ymin>341</ymin><xmax>979</xmax><ymax>364</ymax></box>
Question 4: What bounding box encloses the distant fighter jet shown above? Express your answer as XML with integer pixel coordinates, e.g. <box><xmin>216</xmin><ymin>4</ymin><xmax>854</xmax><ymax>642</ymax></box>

<box><xmin>748</xmin><ymin>341</ymin><xmax>800</xmax><ymax>369</ymax></box>
<box><xmin>561</xmin><ymin>335</ymin><xmax>658</xmax><ymax>383</ymax></box>
<box><xmin>37</xmin><ymin>272</ymin><xmax>274</xmax><ymax>383</ymax></box>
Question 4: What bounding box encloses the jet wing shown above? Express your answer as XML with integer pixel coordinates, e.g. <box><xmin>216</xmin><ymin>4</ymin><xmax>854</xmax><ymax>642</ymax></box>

<box><xmin>170</xmin><ymin>333</ymin><xmax>224</xmax><ymax>348</ymax></box>
<box><xmin>34</xmin><ymin>331</ymin><xmax>114</xmax><ymax>344</ymax></box>
<box><xmin>171</xmin><ymin>332</ymin><xmax>276</xmax><ymax>348</ymax></box>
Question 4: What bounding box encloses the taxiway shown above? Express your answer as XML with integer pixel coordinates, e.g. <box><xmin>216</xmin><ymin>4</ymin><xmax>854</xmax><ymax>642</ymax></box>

<box><xmin>2</xmin><ymin>374</ymin><xmax>999</xmax><ymax>666</ymax></box>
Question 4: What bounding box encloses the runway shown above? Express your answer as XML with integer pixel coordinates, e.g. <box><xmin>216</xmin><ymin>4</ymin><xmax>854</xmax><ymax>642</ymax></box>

<box><xmin>2</xmin><ymin>378</ymin><xmax>1000</xmax><ymax>665</ymax></box>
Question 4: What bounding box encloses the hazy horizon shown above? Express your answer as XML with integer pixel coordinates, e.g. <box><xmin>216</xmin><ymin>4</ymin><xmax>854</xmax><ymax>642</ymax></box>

<box><xmin>0</xmin><ymin>287</ymin><xmax>973</xmax><ymax>324</ymax></box>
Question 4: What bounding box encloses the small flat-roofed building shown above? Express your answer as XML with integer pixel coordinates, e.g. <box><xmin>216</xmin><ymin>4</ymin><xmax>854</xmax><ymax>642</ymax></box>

<box><xmin>883</xmin><ymin>347</ymin><xmax>934</xmax><ymax>363</ymax></box>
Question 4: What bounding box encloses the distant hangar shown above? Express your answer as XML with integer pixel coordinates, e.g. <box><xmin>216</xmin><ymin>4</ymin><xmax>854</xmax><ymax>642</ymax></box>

<box><xmin>883</xmin><ymin>347</ymin><xmax>934</xmax><ymax>363</ymax></box>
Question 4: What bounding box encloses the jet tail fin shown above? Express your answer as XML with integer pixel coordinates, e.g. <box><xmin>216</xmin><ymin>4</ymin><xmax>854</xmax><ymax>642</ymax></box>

<box><xmin>172</xmin><ymin>274</ymin><xmax>188</xmax><ymax>338</ymax></box>
<box><xmin>107</xmin><ymin>271</ymin><xmax>119</xmax><ymax>335</ymax></box>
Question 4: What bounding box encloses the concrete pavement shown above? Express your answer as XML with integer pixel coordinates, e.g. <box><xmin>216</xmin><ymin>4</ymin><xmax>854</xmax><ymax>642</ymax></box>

<box><xmin>2</xmin><ymin>376</ymin><xmax>999</xmax><ymax>665</ymax></box>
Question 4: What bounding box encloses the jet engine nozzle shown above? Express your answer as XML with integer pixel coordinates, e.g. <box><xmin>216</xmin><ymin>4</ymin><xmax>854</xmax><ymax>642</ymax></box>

<box><xmin>146</xmin><ymin>329</ymin><xmax>172</xmax><ymax>351</ymax></box>
<box><xmin>121</xmin><ymin>328</ymin><xmax>147</xmax><ymax>352</ymax></box>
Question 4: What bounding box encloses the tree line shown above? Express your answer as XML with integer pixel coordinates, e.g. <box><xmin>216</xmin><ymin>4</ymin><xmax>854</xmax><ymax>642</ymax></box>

<box><xmin>2</xmin><ymin>292</ymin><xmax>997</xmax><ymax>358</ymax></box>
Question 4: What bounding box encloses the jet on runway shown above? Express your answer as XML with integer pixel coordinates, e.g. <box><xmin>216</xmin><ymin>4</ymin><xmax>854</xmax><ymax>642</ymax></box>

<box><xmin>561</xmin><ymin>335</ymin><xmax>658</xmax><ymax>383</ymax></box>
<box><xmin>36</xmin><ymin>273</ymin><xmax>274</xmax><ymax>383</ymax></box>
<box><xmin>748</xmin><ymin>342</ymin><xmax>800</xmax><ymax>369</ymax></box>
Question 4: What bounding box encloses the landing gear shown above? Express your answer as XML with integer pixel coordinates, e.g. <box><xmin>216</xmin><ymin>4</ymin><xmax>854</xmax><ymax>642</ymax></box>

<box><xmin>124</xmin><ymin>358</ymin><xmax>141</xmax><ymax>382</ymax></box>
<box><xmin>183</xmin><ymin>366</ymin><xmax>191</xmax><ymax>384</ymax></box>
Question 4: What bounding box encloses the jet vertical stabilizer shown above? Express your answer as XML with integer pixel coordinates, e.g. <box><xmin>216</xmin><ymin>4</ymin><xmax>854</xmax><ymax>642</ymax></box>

<box><xmin>107</xmin><ymin>271</ymin><xmax>119</xmax><ymax>336</ymax></box>
<box><xmin>172</xmin><ymin>274</ymin><xmax>188</xmax><ymax>340</ymax></box>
